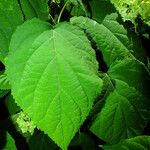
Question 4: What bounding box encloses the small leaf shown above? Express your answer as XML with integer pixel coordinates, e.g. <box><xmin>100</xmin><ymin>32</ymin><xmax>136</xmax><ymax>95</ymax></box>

<box><xmin>6</xmin><ymin>19</ymin><xmax>103</xmax><ymax>150</ymax></box>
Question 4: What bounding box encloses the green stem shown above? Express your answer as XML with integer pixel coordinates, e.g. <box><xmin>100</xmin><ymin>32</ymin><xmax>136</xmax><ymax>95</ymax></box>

<box><xmin>49</xmin><ymin>13</ymin><xmax>56</xmax><ymax>25</ymax></box>
<box><xmin>57</xmin><ymin>1</ymin><xmax>68</xmax><ymax>23</ymax></box>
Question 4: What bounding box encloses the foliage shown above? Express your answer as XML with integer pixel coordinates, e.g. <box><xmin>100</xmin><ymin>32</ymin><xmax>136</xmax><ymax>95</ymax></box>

<box><xmin>0</xmin><ymin>0</ymin><xmax>150</xmax><ymax>150</ymax></box>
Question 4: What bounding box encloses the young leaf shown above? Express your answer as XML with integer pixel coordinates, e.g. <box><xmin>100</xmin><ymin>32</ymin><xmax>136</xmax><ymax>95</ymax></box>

<box><xmin>0</xmin><ymin>0</ymin><xmax>23</xmax><ymax>60</ymax></box>
<box><xmin>6</xmin><ymin>19</ymin><xmax>103</xmax><ymax>150</ymax></box>
<box><xmin>103</xmin><ymin>136</ymin><xmax>150</xmax><ymax>150</ymax></box>
<box><xmin>70</xmin><ymin>14</ymin><xmax>133</xmax><ymax>66</ymax></box>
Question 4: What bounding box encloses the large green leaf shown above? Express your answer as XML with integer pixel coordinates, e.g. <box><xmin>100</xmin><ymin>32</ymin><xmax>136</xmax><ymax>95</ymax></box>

<box><xmin>90</xmin><ymin>58</ymin><xmax>150</xmax><ymax>144</ymax></box>
<box><xmin>71</xmin><ymin>15</ymin><xmax>150</xmax><ymax>144</ymax></box>
<box><xmin>90</xmin><ymin>79</ymin><xmax>150</xmax><ymax>144</ymax></box>
<box><xmin>6</xmin><ymin>19</ymin><xmax>102</xmax><ymax>150</ymax></box>
<box><xmin>103</xmin><ymin>136</ymin><xmax>150</xmax><ymax>150</ymax></box>
<box><xmin>70</xmin><ymin>14</ymin><xmax>133</xmax><ymax>66</ymax></box>
<box><xmin>0</xmin><ymin>0</ymin><xmax>23</xmax><ymax>60</ymax></box>
<box><xmin>20</xmin><ymin>0</ymin><xmax>49</xmax><ymax>20</ymax></box>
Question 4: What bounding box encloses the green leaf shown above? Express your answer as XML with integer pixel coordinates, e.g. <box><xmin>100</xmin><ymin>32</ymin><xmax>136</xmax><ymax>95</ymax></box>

<box><xmin>70</xmin><ymin>132</ymin><xmax>98</xmax><ymax>150</ymax></box>
<box><xmin>5</xmin><ymin>95</ymin><xmax>20</xmax><ymax>115</ymax></box>
<box><xmin>29</xmin><ymin>131</ymin><xmax>57</xmax><ymax>150</ymax></box>
<box><xmin>89</xmin><ymin>0</ymin><xmax>115</xmax><ymax>23</ymax></box>
<box><xmin>70</xmin><ymin>14</ymin><xmax>133</xmax><ymax>66</ymax></box>
<box><xmin>71</xmin><ymin>15</ymin><xmax>150</xmax><ymax>144</ymax></box>
<box><xmin>20</xmin><ymin>0</ymin><xmax>49</xmax><ymax>20</ymax></box>
<box><xmin>71</xmin><ymin>3</ymin><xmax>89</xmax><ymax>17</ymax></box>
<box><xmin>103</xmin><ymin>136</ymin><xmax>150</xmax><ymax>150</ymax></box>
<box><xmin>6</xmin><ymin>19</ymin><xmax>103</xmax><ymax>150</ymax></box>
<box><xmin>0</xmin><ymin>72</ymin><xmax>11</xmax><ymax>90</ymax></box>
<box><xmin>0</xmin><ymin>90</ymin><xmax>9</xmax><ymax>99</ymax></box>
<box><xmin>3</xmin><ymin>132</ymin><xmax>17</xmax><ymax>150</ymax></box>
<box><xmin>108</xmin><ymin>58</ymin><xmax>150</xmax><ymax>96</ymax></box>
<box><xmin>0</xmin><ymin>0</ymin><xmax>23</xmax><ymax>60</ymax></box>
<box><xmin>20</xmin><ymin>0</ymin><xmax>37</xmax><ymax>20</ymax></box>
<box><xmin>91</xmin><ymin>79</ymin><xmax>150</xmax><ymax>144</ymax></box>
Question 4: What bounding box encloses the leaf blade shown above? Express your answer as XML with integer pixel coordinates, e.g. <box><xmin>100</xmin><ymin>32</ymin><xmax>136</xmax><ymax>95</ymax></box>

<box><xmin>6</xmin><ymin>20</ymin><xmax>103</xmax><ymax>149</ymax></box>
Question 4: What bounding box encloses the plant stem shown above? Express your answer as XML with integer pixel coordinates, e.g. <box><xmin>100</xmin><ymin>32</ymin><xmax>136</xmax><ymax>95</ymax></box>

<box><xmin>57</xmin><ymin>1</ymin><xmax>68</xmax><ymax>23</ymax></box>
<box><xmin>49</xmin><ymin>13</ymin><xmax>56</xmax><ymax>25</ymax></box>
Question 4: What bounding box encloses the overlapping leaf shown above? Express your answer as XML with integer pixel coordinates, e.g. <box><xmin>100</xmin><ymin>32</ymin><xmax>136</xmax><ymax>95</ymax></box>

<box><xmin>0</xmin><ymin>0</ymin><xmax>23</xmax><ymax>60</ymax></box>
<box><xmin>70</xmin><ymin>14</ymin><xmax>133</xmax><ymax>66</ymax></box>
<box><xmin>29</xmin><ymin>131</ymin><xmax>57</xmax><ymax>150</ymax></box>
<box><xmin>20</xmin><ymin>0</ymin><xmax>49</xmax><ymax>20</ymax></box>
<box><xmin>6</xmin><ymin>18</ymin><xmax>103</xmax><ymax>150</ymax></box>
<box><xmin>71</xmin><ymin>14</ymin><xmax>150</xmax><ymax>144</ymax></box>
<box><xmin>89</xmin><ymin>0</ymin><xmax>115</xmax><ymax>23</ymax></box>
<box><xmin>91</xmin><ymin>77</ymin><xmax>150</xmax><ymax>144</ymax></box>
<box><xmin>103</xmin><ymin>136</ymin><xmax>150</xmax><ymax>150</ymax></box>
<box><xmin>0</xmin><ymin>72</ymin><xmax>10</xmax><ymax>90</ymax></box>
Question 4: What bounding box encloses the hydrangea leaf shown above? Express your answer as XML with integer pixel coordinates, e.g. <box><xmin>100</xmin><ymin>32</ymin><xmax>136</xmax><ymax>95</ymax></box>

<box><xmin>0</xmin><ymin>90</ymin><xmax>8</xmax><ymax>99</ymax></box>
<box><xmin>0</xmin><ymin>0</ymin><xmax>23</xmax><ymax>60</ymax></box>
<box><xmin>6</xmin><ymin>19</ymin><xmax>102</xmax><ymax>150</ymax></box>
<box><xmin>90</xmin><ymin>58</ymin><xmax>150</xmax><ymax>144</ymax></box>
<box><xmin>70</xmin><ymin>14</ymin><xmax>133</xmax><ymax>66</ymax></box>
<box><xmin>90</xmin><ymin>78</ymin><xmax>150</xmax><ymax>144</ymax></box>
<box><xmin>0</xmin><ymin>72</ymin><xmax>11</xmax><ymax>90</ymax></box>
<box><xmin>20</xmin><ymin>0</ymin><xmax>49</xmax><ymax>20</ymax></box>
<box><xmin>4</xmin><ymin>95</ymin><xmax>20</xmax><ymax>115</ymax></box>
<box><xmin>103</xmin><ymin>136</ymin><xmax>150</xmax><ymax>150</ymax></box>
<box><xmin>108</xmin><ymin>58</ymin><xmax>150</xmax><ymax>96</ymax></box>
<box><xmin>71</xmin><ymin>15</ymin><xmax>150</xmax><ymax>144</ymax></box>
